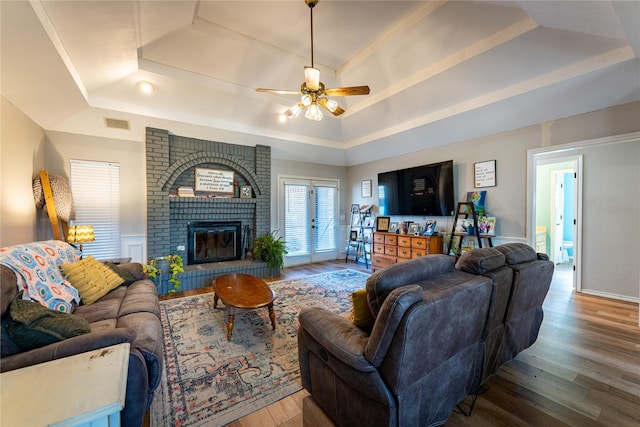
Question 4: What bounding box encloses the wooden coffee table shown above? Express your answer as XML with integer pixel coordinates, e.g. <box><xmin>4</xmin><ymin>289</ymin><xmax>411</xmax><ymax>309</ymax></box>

<box><xmin>213</xmin><ymin>273</ymin><xmax>276</xmax><ymax>341</ymax></box>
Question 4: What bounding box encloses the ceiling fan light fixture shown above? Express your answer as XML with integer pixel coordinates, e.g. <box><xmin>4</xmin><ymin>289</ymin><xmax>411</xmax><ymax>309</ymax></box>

<box><xmin>323</xmin><ymin>98</ymin><xmax>338</xmax><ymax>113</ymax></box>
<box><xmin>305</xmin><ymin>103</ymin><xmax>323</xmax><ymax>121</ymax></box>
<box><xmin>304</xmin><ymin>67</ymin><xmax>320</xmax><ymax>91</ymax></box>
<box><xmin>301</xmin><ymin>94</ymin><xmax>312</xmax><ymax>107</ymax></box>
<box><xmin>289</xmin><ymin>103</ymin><xmax>302</xmax><ymax>117</ymax></box>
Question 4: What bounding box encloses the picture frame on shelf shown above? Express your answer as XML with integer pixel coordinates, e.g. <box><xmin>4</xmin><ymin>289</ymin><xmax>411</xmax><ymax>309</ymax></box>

<box><xmin>364</xmin><ymin>217</ymin><xmax>376</xmax><ymax>228</ymax></box>
<box><xmin>350</xmin><ymin>230</ymin><xmax>358</xmax><ymax>241</ymax></box>
<box><xmin>389</xmin><ymin>222</ymin><xmax>399</xmax><ymax>233</ymax></box>
<box><xmin>424</xmin><ymin>220</ymin><xmax>437</xmax><ymax>236</ymax></box>
<box><xmin>361</xmin><ymin>180</ymin><xmax>372</xmax><ymax>198</ymax></box>
<box><xmin>408</xmin><ymin>223</ymin><xmax>419</xmax><ymax>235</ymax></box>
<box><xmin>376</xmin><ymin>216</ymin><xmax>391</xmax><ymax>232</ymax></box>
<box><xmin>240</xmin><ymin>185</ymin><xmax>252</xmax><ymax>198</ymax></box>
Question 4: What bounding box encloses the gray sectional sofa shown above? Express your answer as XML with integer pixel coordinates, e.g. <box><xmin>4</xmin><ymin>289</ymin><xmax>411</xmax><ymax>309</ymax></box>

<box><xmin>298</xmin><ymin>243</ymin><xmax>553</xmax><ymax>427</ymax></box>
<box><xmin>1</xmin><ymin>241</ymin><xmax>164</xmax><ymax>427</ymax></box>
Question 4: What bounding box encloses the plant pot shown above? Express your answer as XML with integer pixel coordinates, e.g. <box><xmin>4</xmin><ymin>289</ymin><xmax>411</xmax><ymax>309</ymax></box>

<box><xmin>155</xmin><ymin>258</ymin><xmax>170</xmax><ymax>275</ymax></box>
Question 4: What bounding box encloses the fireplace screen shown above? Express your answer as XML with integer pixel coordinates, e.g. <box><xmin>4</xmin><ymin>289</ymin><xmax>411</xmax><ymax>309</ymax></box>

<box><xmin>187</xmin><ymin>221</ymin><xmax>242</xmax><ymax>265</ymax></box>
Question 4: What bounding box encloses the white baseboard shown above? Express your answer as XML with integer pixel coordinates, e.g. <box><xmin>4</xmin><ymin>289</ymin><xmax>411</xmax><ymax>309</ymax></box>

<box><xmin>578</xmin><ymin>289</ymin><xmax>639</xmax><ymax>304</ymax></box>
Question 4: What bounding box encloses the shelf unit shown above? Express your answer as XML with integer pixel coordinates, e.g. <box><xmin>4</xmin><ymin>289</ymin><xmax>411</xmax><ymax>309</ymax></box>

<box><xmin>447</xmin><ymin>202</ymin><xmax>493</xmax><ymax>255</ymax></box>
<box><xmin>345</xmin><ymin>205</ymin><xmax>372</xmax><ymax>268</ymax></box>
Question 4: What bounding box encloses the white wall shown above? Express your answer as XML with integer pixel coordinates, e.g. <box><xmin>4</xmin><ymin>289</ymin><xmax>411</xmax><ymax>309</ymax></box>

<box><xmin>43</xmin><ymin>131</ymin><xmax>147</xmax><ymax>245</ymax></box>
<box><xmin>348</xmin><ymin>101</ymin><xmax>640</xmax><ymax>300</ymax></box>
<box><xmin>1</xmin><ymin>97</ymin><xmax>46</xmax><ymax>246</ymax></box>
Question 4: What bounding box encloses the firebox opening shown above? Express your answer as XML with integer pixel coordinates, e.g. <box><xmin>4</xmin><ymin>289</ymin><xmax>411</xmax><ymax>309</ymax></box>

<box><xmin>187</xmin><ymin>221</ymin><xmax>242</xmax><ymax>265</ymax></box>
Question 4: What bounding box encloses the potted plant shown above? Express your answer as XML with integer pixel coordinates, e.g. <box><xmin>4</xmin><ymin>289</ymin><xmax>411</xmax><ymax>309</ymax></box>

<box><xmin>143</xmin><ymin>254</ymin><xmax>184</xmax><ymax>293</ymax></box>
<box><xmin>253</xmin><ymin>231</ymin><xmax>288</xmax><ymax>276</ymax></box>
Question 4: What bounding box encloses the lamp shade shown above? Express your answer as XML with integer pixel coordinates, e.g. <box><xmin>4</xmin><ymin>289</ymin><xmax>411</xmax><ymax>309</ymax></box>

<box><xmin>67</xmin><ymin>225</ymin><xmax>95</xmax><ymax>244</ymax></box>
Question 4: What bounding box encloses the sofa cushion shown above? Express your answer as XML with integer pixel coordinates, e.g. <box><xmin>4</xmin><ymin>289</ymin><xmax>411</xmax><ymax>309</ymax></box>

<box><xmin>349</xmin><ymin>289</ymin><xmax>375</xmax><ymax>331</ymax></box>
<box><xmin>495</xmin><ymin>243</ymin><xmax>537</xmax><ymax>265</ymax></box>
<box><xmin>6</xmin><ymin>292</ymin><xmax>91</xmax><ymax>351</ymax></box>
<box><xmin>455</xmin><ymin>247</ymin><xmax>505</xmax><ymax>274</ymax></box>
<box><xmin>104</xmin><ymin>261</ymin><xmax>138</xmax><ymax>285</ymax></box>
<box><xmin>367</xmin><ymin>255</ymin><xmax>454</xmax><ymax>317</ymax></box>
<box><xmin>60</xmin><ymin>256</ymin><xmax>124</xmax><ymax>305</ymax></box>
<box><xmin>0</xmin><ymin>240</ymin><xmax>80</xmax><ymax>313</ymax></box>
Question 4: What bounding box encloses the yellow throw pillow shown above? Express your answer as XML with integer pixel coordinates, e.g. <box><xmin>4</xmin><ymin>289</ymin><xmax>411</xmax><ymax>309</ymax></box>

<box><xmin>60</xmin><ymin>256</ymin><xmax>124</xmax><ymax>305</ymax></box>
<box><xmin>349</xmin><ymin>288</ymin><xmax>375</xmax><ymax>330</ymax></box>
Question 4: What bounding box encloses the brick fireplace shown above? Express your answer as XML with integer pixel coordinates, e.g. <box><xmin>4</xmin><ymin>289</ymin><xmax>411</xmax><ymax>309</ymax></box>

<box><xmin>145</xmin><ymin>128</ymin><xmax>271</xmax><ymax>293</ymax></box>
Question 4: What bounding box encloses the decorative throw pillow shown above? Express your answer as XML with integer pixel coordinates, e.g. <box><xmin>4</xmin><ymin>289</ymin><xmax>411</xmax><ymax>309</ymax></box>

<box><xmin>103</xmin><ymin>261</ymin><xmax>137</xmax><ymax>285</ymax></box>
<box><xmin>349</xmin><ymin>288</ymin><xmax>375</xmax><ymax>331</ymax></box>
<box><xmin>60</xmin><ymin>256</ymin><xmax>124</xmax><ymax>305</ymax></box>
<box><xmin>7</xmin><ymin>292</ymin><xmax>91</xmax><ymax>351</ymax></box>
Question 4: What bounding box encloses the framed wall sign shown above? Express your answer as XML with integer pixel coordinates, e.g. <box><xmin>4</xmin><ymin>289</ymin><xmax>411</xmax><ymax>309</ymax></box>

<box><xmin>474</xmin><ymin>160</ymin><xmax>497</xmax><ymax>188</ymax></box>
<box><xmin>195</xmin><ymin>168</ymin><xmax>234</xmax><ymax>193</ymax></box>
<box><xmin>361</xmin><ymin>179</ymin><xmax>372</xmax><ymax>198</ymax></box>
<box><xmin>376</xmin><ymin>216</ymin><xmax>390</xmax><ymax>232</ymax></box>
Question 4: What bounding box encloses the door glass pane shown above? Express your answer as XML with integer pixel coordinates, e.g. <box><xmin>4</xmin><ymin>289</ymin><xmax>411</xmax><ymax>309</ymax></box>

<box><xmin>284</xmin><ymin>184</ymin><xmax>309</xmax><ymax>256</ymax></box>
<box><xmin>314</xmin><ymin>186</ymin><xmax>336</xmax><ymax>252</ymax></box>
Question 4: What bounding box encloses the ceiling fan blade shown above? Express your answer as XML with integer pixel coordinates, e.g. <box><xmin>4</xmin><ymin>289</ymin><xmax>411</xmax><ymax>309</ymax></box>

<box><xmin>304</xmin><ymin>66</ymin><xmax>321</xmax><ymax>91</ymax></box>
<box><xmin>324</xmin><ymin>86</ymin><xmax>370</xmax><ymax>97</ymax></box>
<box><xmin>256</xmin><ymin>88</ymin><xmax>301</xmax><ymax>95</ymax></box>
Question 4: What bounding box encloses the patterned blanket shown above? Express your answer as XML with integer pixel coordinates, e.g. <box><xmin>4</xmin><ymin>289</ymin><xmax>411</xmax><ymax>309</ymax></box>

<box><xmin>0</xmin><ymin>240</ymin><xmax>80</xmax><ymax>312</ymax></box>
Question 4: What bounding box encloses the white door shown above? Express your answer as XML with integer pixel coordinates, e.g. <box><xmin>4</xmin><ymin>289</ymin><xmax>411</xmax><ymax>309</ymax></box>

<box><xmin>280</xmin><ymin>178</ymin><xmax>339</xmax><ymax>266</ymax></box>
<box><xmin>551</xmin><ymin>171</ymin><xmax>566</xmax><ymax>264</ymax></box>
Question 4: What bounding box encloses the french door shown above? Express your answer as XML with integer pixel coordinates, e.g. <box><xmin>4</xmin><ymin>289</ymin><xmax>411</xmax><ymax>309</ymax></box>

<box><xmin>279</xmin><ymin>177</ymin><xmax>339</xmax><ymax>266</ymax></box>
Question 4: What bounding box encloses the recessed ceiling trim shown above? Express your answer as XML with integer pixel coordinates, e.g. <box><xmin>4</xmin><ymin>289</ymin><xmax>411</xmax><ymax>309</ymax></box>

<box><xmin>344</xmin><ymin>45</ymin><xmax>635</xmax><ymax>149</ymax></box>
<box><xmin>28</xmin><ymin>0</ymin><xmax>89</xmax><ymax>102</ymax></box>
<box><xmin>342</xmin><ymin>16</ymin><xmax>539</xmax><ymax>119</ymax></box>
<box><xmin>337</xmin><ymin>0</ymin><xmax>447</xmax><ymax>77</ymax></box>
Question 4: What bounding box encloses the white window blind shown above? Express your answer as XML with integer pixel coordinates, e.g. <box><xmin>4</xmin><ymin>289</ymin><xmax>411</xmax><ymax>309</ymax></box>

<box><xmin>284</xmin><ymin>183</ymin><xmax>309</xmax><ymax>257</ymax></box>
<box><xmin>69</xmin><ymin>160</ymin><xmax>121</xmax><ymax>259</ymax></box>
<box><xmin>314</xmin><ymin>185</ymin><xmax>336</xmax><ymax>252</ymax></box>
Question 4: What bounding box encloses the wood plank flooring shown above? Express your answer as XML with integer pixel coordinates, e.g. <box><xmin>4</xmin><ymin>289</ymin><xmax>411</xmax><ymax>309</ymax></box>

<box><xmin>152</xmin><ymin>261</ymin><xmax>640</xmax><ymax>427</ymax></box>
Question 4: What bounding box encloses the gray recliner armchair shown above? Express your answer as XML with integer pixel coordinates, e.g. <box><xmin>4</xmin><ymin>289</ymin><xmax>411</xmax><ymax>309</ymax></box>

<box><xmin>298</xmin><ymin>255</ymin><xmax>494</xmax><ymax>427</ymax></box>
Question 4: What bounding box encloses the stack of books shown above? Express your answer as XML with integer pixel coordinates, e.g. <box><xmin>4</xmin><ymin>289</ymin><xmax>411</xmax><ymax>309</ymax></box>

<box><xmin>177</xmin><ymin>187</ymin><xmax>195</xmax><ymax>197</ymax></box>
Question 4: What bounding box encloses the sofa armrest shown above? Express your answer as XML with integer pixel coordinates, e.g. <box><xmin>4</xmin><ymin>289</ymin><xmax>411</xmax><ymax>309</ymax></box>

<box><xmin>0</xmin><ymin>328</ymin><xmax>136</xmax><ymax>373</ymax></box>
<box><xmin>298</xmin><ymin>307</ymin><xmax>374</xmax><ymax>372</ymax></box>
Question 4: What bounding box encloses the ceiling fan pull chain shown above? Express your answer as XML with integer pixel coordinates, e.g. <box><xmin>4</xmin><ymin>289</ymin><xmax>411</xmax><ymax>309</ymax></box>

<box><xmin>309</xmin><ymin>1</ymin><xmax>314</xmax><ymax>68</ymax></box>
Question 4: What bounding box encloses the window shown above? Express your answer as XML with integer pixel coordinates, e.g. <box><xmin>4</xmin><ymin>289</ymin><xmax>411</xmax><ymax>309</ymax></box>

<box><xmin>69</xmin><ymin>160</ymin><xmax>120</xmax><ymax>259</ymax></box>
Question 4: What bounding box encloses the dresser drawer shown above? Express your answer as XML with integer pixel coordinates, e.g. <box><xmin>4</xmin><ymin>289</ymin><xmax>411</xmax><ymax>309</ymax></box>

<box><xmin>373</xmin><ymin>233</ymin><xmax>385</xmax><ymax>244</ymax></box>
<box><xmin>373</xmin><ymin>255</ymin><xmax>395</xmax><ymax>270</ymax></box>
<box><xmin>373</xmin><ymin>243</ymin><xmax>385</xmax><ymax>254</ymax></box>
<box><xmin>385</xmin><ymin>246</ymin><xmax>397</xmax><ymax>256</ymax></box>
<box><xmin>397</xmin><ymin>247</ymin><xmax>412</xmax><ymax>259</ymax></box>
<box><xmin>411</xmin><ymin>237</ymin><xmax>427</xmax><ymax>249</ymax></box>
<box><xmin>384</xmin><ymin>234</ymin><xmax>397</xmax><ymax>245</ymax></box>
<box><xmin>412</xmin><ymin>249</ymin><xmax>427</xmax><ymax>258</ymax></box>
<box><xmin>397</xmin><ymin>236</ymin><xmax>412</xmax><ymax>247</ymax></box>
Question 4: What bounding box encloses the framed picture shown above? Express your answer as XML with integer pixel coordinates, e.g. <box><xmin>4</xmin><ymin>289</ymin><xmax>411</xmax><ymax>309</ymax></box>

<box><xmin>376</xmin><ymin>216</ymin><xmax>390</xmax><ymax>232</ymax></box>
<box><xmin>424</xmin><ymin>220</ymin><xmax>437</xmax><ymax>236</ymax></box>
<box><xmin>474</xmin><ymin>160</ymin><xmax>496</xmax><ymax>188</ymax></box>
<box><xmin>351</xmin><ymin>204</ymin><xmax>360</xmax><ymax>213</ymax></box>
<box><xmin>408</xmin><ymin>223</ymin><xmax>419</xmax><ymax>235</ymax></box>
<box><xmin>350</xmin><ymin>230</ymin><xmax>358</xmax><ymax>241</ymax></box>
<box><xmin>364</xmin><ymin>217</ymin><xmax>376</xmax><ymax>228</ymax></box>
<box><xmin>195</xmin><ymin>167</ymin><xmax>234</xmax><ymax>193</ymax></box>
<box><xmin>361</xmin><ymin>180</ymin><xmax>372</xmax><ymax>198</ymax></box>
<box><xmin>240</xmin><ymin>185</ymin><xmax>252</xmax><ymax>198</ymax></box>
<box><xmin>389</xmin><ymin>222</ymin><xmax>399</xmax><ymax>233</ymax></box>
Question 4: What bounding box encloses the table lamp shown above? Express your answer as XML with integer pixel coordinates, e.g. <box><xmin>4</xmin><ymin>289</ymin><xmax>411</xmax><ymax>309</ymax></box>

<box><xmin>67</xmin><ymin>225</ymin><xmax>95</xmax><ymax>253</ymax></box>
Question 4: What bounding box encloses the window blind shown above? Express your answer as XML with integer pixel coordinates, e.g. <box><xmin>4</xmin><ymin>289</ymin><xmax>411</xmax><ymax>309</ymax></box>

<box><xmin>69</xmin><ymin>160</ymin><xmax>121</xmax><ymax>259</ymax></box>
<box><xmin>284</xmin><ymin>183</ymin><xmax>309</xmax><ymax>257</ymax></box>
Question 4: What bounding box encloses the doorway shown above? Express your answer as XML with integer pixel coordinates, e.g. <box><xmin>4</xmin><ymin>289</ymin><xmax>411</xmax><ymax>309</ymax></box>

<box><xmin>531</xmin><ymin>155</ymin><xmax>582</xmax><ymax>291</ymax></box>
<box><xmin>278</xmin><ymin>177</ymin><xmax>339</xmax><ymax>266</ymax></box>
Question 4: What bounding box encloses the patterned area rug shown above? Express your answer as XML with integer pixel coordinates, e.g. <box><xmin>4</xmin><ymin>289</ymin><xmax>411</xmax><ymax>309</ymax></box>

<box><xmin>150</xmin><ymin>269</ymin><xmax>370</xmax><ymax>427</ymax></box>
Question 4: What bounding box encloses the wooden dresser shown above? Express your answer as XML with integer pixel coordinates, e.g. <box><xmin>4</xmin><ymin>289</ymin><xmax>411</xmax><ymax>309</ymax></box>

<box><xmin>372</xmin><ymin>232</ymin><xmax>444</xmax><ymax>271</ymax></box>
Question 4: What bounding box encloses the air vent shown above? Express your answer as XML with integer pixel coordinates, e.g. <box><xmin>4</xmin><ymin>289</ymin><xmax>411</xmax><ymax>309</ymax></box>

<box><xmin>104</xmin><ymin>117</ymin><xmax>130</xmax><ymax>130</ymax></box>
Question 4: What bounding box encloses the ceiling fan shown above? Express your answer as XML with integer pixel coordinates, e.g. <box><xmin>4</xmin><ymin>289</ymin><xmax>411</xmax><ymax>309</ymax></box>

<box><xmin>256</xmin><ymin>0</ymin><xmax>370</xmax><ymax>121</ymax></box>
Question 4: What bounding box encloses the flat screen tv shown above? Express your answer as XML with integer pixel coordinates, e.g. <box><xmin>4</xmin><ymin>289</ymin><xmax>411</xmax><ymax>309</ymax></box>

<box><xmin>378</xmin><ymin>160</ymin><xmax>454</xmax><ymax>216</ymax></box>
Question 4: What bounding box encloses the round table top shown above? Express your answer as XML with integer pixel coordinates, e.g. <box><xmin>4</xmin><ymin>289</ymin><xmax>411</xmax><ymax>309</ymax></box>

<box><xmin>214</xmin><ymin>273</ymin><xmax>275</xmax><ymax>309</ymax></box>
